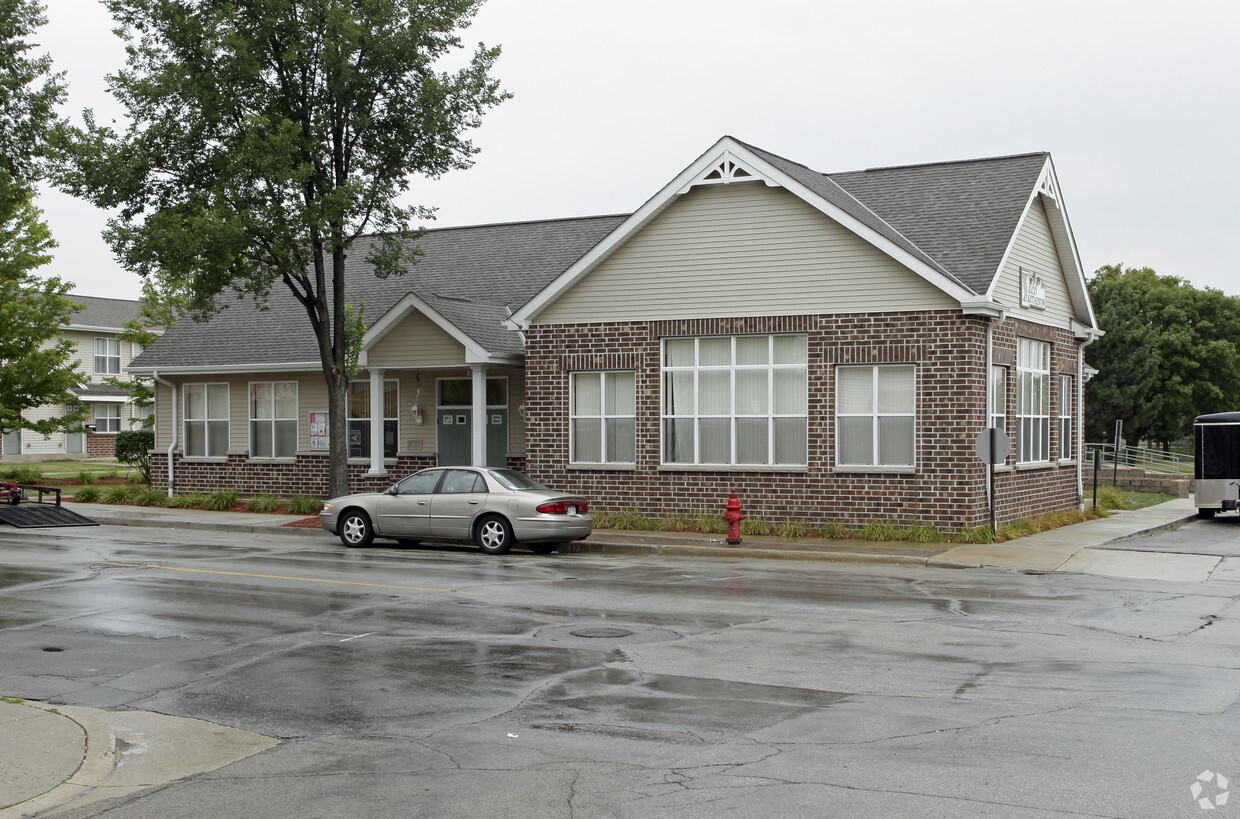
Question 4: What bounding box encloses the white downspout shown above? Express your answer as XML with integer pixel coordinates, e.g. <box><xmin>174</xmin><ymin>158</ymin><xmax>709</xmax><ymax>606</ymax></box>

<box><xmin>153</xmin><ymin>371</ymin><xmax>176</xmax><ymax>497</ymax></box>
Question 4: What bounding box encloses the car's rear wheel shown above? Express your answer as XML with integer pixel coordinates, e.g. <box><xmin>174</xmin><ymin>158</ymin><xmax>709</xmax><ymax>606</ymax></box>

<box><xmin>339</xmin><ymin>510</ymin><xmax>374</xmax><ymax>548</ymax></box>
<box><xmin>475</xmin><ymin>515</ymin><xmax>514</xmax><ymax>555</ymax></box>
<box><xmin>528</xmin><ymin>543</ymin><xmax>557</xmax><ymax>555</ymax></box>
<box><xmin>7</xmin><ymin>489</ymin><xmax>21</xmax><ymax>506</ymax></box>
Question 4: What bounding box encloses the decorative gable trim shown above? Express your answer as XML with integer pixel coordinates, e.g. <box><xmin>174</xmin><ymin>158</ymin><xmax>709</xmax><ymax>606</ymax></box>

<box><xmin>510</xmin><ymin>137</ymin><xmax>982</xmax><ymax>328</ymax></box>
<box><xmin>364</xmin><ymin>292</ymin><xmax>495</xmax><ymax>364</ymax></box>
<box><xmin>678</xmin><ymin>151</ymin><xmax>775</xmax><ymax>193</ymax></box>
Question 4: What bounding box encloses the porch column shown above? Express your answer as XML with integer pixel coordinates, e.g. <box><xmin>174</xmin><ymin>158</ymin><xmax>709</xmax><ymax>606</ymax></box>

<box><xmin>471</xmin><ymin>365</ymin><xmax>487</xmax><ymax>467</ymax></box>
<box><xmin>368</xmin><ymin>368</ymin><xmax>387</xmax><ymax>475</ymax></box>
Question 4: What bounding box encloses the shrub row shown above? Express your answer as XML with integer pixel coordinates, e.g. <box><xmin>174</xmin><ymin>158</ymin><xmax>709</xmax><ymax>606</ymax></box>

<box><xmin>70</xmin><ymin>486</ymin><xmax>322</xmax><ymax>515</ymax></box>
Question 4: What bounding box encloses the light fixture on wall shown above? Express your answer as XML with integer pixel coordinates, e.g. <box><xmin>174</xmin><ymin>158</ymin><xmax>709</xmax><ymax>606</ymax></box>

<box><xmin>517</xmin><ymin>403</ymin><xmax>525</xmax><ymax>420</ymax></box>
<box><xmin>411</xmin><ymin>404</ymin><xmax>423</xmax><ymax>425</ymax></box>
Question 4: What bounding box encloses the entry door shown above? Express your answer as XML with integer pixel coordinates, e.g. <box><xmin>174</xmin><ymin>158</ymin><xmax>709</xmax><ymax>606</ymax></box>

<box><xmin>435</xmin><ymin>409</ymin><xmax>508</xmax><ymax>468</ymax></box>
<box><xmin>65</xmin><ymin>404</ymin><xmax>85</xmax><ymax>454</ymax></box>
<box><xmin>2</xmin><ymin>428</ymin><xmax>19</xmax><ymax>456</ymax></box>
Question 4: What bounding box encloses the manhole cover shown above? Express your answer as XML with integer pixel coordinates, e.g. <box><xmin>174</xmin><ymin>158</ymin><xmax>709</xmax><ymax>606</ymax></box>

<box><xmin>569</xmin><ymin>628</ymin><xmax>634</xmax><ymax>638</ymax></box>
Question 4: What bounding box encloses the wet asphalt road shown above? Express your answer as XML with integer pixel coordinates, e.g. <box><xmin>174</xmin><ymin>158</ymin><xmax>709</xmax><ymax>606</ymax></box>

<box><xmin>4</xmin><ymin>520</ymin><xmax>1240</xmax><ymax>817</ymax></box>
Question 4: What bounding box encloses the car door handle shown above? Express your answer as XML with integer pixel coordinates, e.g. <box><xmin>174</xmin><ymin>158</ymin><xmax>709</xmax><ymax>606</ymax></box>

<box><xmin>468</xmin><ymin>500</ymin><xmax>480</xmax><ymax>505</ymax></box>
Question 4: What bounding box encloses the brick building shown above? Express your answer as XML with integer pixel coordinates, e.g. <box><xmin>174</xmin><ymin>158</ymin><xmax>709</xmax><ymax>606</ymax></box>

<box><xmin>132</xmin><ymin>137</ymin><xmax>1102</xmax><ymax>531</ymax></box>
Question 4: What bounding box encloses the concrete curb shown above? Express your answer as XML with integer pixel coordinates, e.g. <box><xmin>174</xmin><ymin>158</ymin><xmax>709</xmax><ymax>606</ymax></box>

<box><xmin>1</xmin><ymin>703</ymin><xmax>119</xmax><ymax>819</ymax></box>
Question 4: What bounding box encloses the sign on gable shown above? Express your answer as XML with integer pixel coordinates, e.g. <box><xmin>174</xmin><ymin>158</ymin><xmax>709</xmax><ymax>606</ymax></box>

<box><xmin>1020</xmin><ymin>267</ymin><xmax>1047</xmax><ymax>310</ymax></box>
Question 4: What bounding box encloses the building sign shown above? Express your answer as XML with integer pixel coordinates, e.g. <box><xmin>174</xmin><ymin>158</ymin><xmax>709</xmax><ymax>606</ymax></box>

<box><xmin>309</xmin><ymin>411</ymin><xmax>329</xmax><ymax>450</ymax></box>
<box><xmin>1020</xmin><ymin>268</ymin><xmax>1047</xmax><ymax>310</ymax></box>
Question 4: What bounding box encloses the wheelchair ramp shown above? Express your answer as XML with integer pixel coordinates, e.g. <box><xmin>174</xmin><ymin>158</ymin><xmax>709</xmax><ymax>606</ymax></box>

<box><xmin>0</xmin><ymin>504</ymin><xmax>99</xmax><ymax>528</ymax></box>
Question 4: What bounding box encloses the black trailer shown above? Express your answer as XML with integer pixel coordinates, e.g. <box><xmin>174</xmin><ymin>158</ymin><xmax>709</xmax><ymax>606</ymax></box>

<box><xmin>1194</xmin><ymin>411</ymin><xmax>1240</xmax><ymax>519</ymax></box>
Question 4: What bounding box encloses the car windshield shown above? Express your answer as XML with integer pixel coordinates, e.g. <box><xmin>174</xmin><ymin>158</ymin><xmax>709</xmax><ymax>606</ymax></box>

<box><xmin>488</xmin><ymin>469</ymin><xmax>549</xmax><ymax>491</ymax></box>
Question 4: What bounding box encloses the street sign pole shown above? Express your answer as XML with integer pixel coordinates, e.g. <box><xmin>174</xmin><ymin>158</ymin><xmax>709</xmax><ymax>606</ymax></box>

<box><xmin>989</xmin><ymin>426</ymin><xmax>996</xmax><ymax>533</ymax></box>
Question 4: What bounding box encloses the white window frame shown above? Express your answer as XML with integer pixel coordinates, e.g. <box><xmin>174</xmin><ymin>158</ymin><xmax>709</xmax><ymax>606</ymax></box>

<box><xmin>1016</xmin><ymin>339</ymin><xmax>1051</xmax><ymax>463</ymax></box>
<box><xmin>570</xmin><ymin>371</ymin><xmax>636</xmax><ymax>465</ymax></box>
<box><xmin>249</xmin><ymin>381</ymin><xmax>299</xmax><ymax>459</ymax></box>
<box><xmin>93</xmin><ymin>403</ymin><xmax>121</xmax><ymax>434</ymax></box>
<box><xmin>661</xmin><ymin>334</ymin><xmax>809</xmax><ymax>467</ymax></box>
<box><xmin>990</xmin><ymin>365</ymin><xmax>1007</xmax><ymax>434</ymax></box>
<box><xmin>183</xmin><ymin>383</ymin><xmax>229</xmax><ymax>458</ymax></box>
<box><xmin>835</xmin><ymin>364</ymin><xmax>917</xmax><ymax>468</ymax></box>
<box><xmin>1058</xmin><ymin>374</ymin><xmax>1073</xmax><ymax>461</ymax></box>
<box><xmin>94</xmin><ymin>337</ymin><xmax>120</xmax><ymax>375</ymax></box>
<box><xmin>348</xmin><ymin>379</ymin><xmax>398</xmax><ymax>459</ymax></box>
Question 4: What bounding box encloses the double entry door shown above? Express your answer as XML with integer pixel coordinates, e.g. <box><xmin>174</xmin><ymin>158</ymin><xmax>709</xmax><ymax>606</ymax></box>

<box><xmin>436</xmin><ymin>377</ymin><xmax>508</xmax><ymax>468</ymax></box>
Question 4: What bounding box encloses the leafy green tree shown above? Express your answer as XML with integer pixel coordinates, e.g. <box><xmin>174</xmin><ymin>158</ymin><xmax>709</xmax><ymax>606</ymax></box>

<box><xmin>114</xmin><ymin>429</ymin><xmax>155</xmax><ymax>484</ymax></box>
<box><xmin>1086</xmin><ymin>265</ymin><xmax>1240</xmax><ymax>447</ymax></box>
<box><xmin>0</xmin><ymin>0</ymin><xmax>82</xmax><ymax>441</ymax></box>
<box><xmin>55</xmin><ymin>0</ymin><xmax>508</xmax><ymax>497</ymax></box>
<box><xmin>105</xmin><ymin>276</ymin><xmax>190</xmax><ymax>428</ymax></box>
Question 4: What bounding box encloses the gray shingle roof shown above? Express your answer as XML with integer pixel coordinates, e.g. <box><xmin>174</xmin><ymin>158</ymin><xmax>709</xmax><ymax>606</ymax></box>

<box><xmin>130</xmin><ymin>215</ymin><xmax>626</xmax><ymax>369</ymax></box>
<box><xmin>131</xmin><ymin>140</ymin><xmax>1055</xmax><ymax>371</ymax></box>
<box><xmin>67</xmin><ymin>295</ymin><xmax>142</xmax><ymax>331</ymax></box>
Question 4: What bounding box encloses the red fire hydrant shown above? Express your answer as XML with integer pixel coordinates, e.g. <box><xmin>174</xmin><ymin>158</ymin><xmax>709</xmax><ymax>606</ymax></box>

<box><xmin>723</xmin><ymin>492</ymin><xmax>745</xmax><ymax>545</ymax></box>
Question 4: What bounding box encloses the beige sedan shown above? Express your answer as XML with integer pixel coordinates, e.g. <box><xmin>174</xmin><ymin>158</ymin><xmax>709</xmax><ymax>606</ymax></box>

<box><xmin>319</xmin><ymin>467</ymin><xmax>592</xmax><ymax>555</ymax></box>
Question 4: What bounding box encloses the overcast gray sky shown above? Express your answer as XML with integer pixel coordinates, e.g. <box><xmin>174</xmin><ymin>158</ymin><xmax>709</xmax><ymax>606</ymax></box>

<box><xmin>37</xmin><ymin>0</ymin><xmax>1240</xmax><ymax>301</ymax></box>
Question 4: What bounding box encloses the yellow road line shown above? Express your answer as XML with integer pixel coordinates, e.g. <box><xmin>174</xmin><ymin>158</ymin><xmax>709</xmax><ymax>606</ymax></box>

<box><xmin>100</xmin><ymin>562</ymin><xmax>474</xmax><ymax>594</ymax></box>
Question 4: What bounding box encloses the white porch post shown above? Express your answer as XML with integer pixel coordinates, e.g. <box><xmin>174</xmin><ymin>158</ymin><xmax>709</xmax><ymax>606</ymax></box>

<box><xmin>471</xmin><ymin>365</ymin><xmax>487</xmax><ymax>467</ymax></box>
<box><xmin>368</xmin><ymin>368</ymin><xmax>387</xmax><ymax>475</ymax></box>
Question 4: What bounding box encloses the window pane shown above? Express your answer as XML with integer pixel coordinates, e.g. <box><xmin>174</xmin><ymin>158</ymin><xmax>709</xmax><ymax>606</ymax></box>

<box><xmin>700</xmin><ymin>337</ymin><xmax>731</xmax><ymax>366</ymax></box>
<box><xmin>383</xmin><ymin>420</ymin><xmax>398</xmax><ymax>457</ymax></box>
<box><xmin>348</xmin><ymin>419</ymin><xmax>368</xmax><ymax>458</ymax></box>
<box><xmin>440</xmin><ymin>379</ymin><xmax>469</xmax><ymax>406</ymax></box>
<box><xmin>773</xmin><ymin>335</ymin><xmax>807</xmax><ymax>364</ymax></box>
<box><xmin>573</xmin><ymin>418</ymin><xmax>602</xmax><ymax>462</ymax></box>
<box><xmin>699</xmin><ymin>418</ymin><xmax>730</xmax><ymax>463</ymax></box>
<box><xmin>251</xmin><ymin>420</ymin><xmax>273</xmax><ymax>458</ymax></box>
<box><xmin>664</xmin><ymin>371</ymin><xmax>695</xmax><ymax>415</ymax></box>
<box><xmin>699</xmin><ymin>370</ymin><xmax>731</xmax><ymax>415</ymax></box>
<box><xmin>878</xmin><ymin>417</ymin><xmax>914</xmax><ymax>465</ymax></box>
<box><xmin>396</xmin><ymin>471</ymin><xmax>441</xmax><ymax>495</ymax></box>
<box><xmin>839</xmin><ymin>417</ymin><xmax>874</xmax><ymax>465</ymax></box>
<box><xmin>185</xmin><ymin>421</ymin><xmax>205</xmax><ymax>457</ymax></box>
<box><xmin>207</xmin><ymin>385</ymin><xmax>228</xmax><ymax>419</ymax></box>
<box><xmin>736</xmin><ymin>336</ymin><xmax>768</xmax><ymax>365</ymax></box>
<box><xmin>349</xmin><ymin>382</ymin><xmax>370</xmax><ymax>418</ymax></box>
<box><xmin>207</xmin><ymin>420</ymin><xmax>228</xmax><ymax>457</ymax></box>
<box><xmin>736</xmin><ymin>417</ymin><xmax>768</xmax><ymax>464</ymax></box>
<box><xmin>605</xmin><ymin>372</ymin><xmax>635</xmax><ymax>416</ymax></box>
<box><xmin>735</xmin><ymin>369</ymin><xmax>768</xmax><ymax>414</ymax></box>
<box><xmin>665</xmin><ymin>339</ymin><xmax>694</xmax><ymax>367</ymax></box>
<box><xmin>774</xmin><ymin>369</ymin><xmax>807</xmax><ymax>414</ymax></box>
<box><xmin>774</xmin><ymin>418</ymin><xmax>807</xmax><ymax>465</ymax></box>
<box><xmin>485</xmin><ymin>379</ymin><xmax>506</xmax><ymax>407</ymax></box>
<box><xmin>573</xmin><ymin>373</ymin><xmax>601</xmax><ymax>416</ymax></box>
<box><xmin>838</xmin><ymin>367</ymin><xmax>873</xmax><ymax>414</ymax></box>
<box><xmin>664</xmin><ymin>418</ymin><xmax>694</xmax><ymax>463</ymax></box>
<box><xmin>606</xmin><ymin>418</ymin><xmax>635</xmax><ymax>463</ymax></box>
<box><xmin>252</xmin><ymin>383</ymin><xmax>273</xmax><ymax>419</ymax></box>
<box><xmin>383</xmin><ymin>382</ymin><xmax>399</xmax><ymax>418</ymax></box>
<box><xmin>877</xmin><ymin>366</ymin><xmax>914</xmax><ymax>413</ymax></box>
<box><xmin>185</xmin><ymin>385</ymin><xmax>204</xmax><ymax>420</ymax></box>
<box><xmin>274</xmin><ymin>383</ymin><xmax>297</xmax><ymax>418</ymax></box>
<box><xmin>275</xmin><ymin>420</ymin><xmax>297</xmax><ymax>457</ymax></box>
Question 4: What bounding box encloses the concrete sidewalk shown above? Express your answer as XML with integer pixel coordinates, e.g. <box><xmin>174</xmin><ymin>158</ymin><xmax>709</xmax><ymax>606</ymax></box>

<box><xmin>0</xmin><ymin>497</ymin><xmax>1219</xmax><ymax>816</ymax></box>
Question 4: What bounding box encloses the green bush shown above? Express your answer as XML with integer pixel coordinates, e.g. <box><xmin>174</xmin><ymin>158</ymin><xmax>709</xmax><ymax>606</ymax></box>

<box><xmin>166</xmin><ymin>493</ymin><xmax>205</xmax><ymax>509</ymax></box>
<box><xmin>903</xmin><ymin>524</ymin><xmax>948</xmax><ymax>543</ymax></box>
<box><xmin>246</xmin><ymin>493</ymin><xmax>281</xmax><ymax>513</ymax></box>
<box><xmin>739</xmin><ymin>517</ymin><xmax>772</xmax><ymax>536</ymax></box>
<box><xmin>1094</xmin><ymin>486</ymin><xmax>1127</xmax><ymax>511</ymax></box>
<box><xmin>114</xmin><ymin>430</ymin><xmax>155</xmax><ymax>485</ymax></box>
<box><xmin>857</xmin><ymin>520</ymin><xmax>902</xmax><ymax>541</ymax></box>
<box><xmin>693</xmin><ymin>512</ymin><xmax>727</xmax><ymax>534</ymax></box>
<box><xmin>817</xmin><ymin>521</ymin><xmax>852</xmax><ymax>540</ymax></box>
<box><xmin>6</xmin><ymin>466</ymin><xmax>42</xmax><ymax>484</ymax></box>
<box><xmin>132</xmin><ymin>489</ymin><xmax>166</xmax><ymax>507</ymax></box>
<box><xmin>202</xmin><ymin>489</ymin><xmax>240</xmax><ymax>511</ymax></box>
<box><xmin>956</xmin><ymin>525</ymin><xmax>997</xmax><ymax>544</ymax></box>
<box><xmin>101</xmin><ymin>485</ymin><xmax>135</xmax><ymax>505</ymax></box>
<box><xmin>287</xmin><ymin>495</ymin><xmax>323</xmax><ymax>515</ymax></box>
<box><xmin>776</xmin><ymin>519</ymin><xmax>811</xmax><ymax>539</ymax></box>
<box><xmin>71</xmin><ymin>486</ymin><xmax>101</xmax><ymax>503</ymax></box>
<box><xmin>75</xmin><ymin>470</ymin><xmax>98</xmax><ymax>486</ymax></box>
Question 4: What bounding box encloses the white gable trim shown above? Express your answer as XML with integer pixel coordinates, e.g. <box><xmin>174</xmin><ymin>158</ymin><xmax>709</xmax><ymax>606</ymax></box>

<box><xmin>364</xmin><ymin>293</ymin><xmax>497</xmax><ymax>365</ymax></box>
<box><xmin>510</xmin><ymin>137</ymin><xmax>984</xmax><ymax>328</ymax></box>
<box><xmin>987</xmin><ymin>157</ymin><xmax>1098</xmax><ymax>328</ymax></box>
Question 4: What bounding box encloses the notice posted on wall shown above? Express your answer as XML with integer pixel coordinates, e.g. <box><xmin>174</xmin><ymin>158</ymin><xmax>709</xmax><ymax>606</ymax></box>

<box><xmin>309</xmin><ymin>412</ymin><xmax>329</xmax><ymax>450</ymax></box>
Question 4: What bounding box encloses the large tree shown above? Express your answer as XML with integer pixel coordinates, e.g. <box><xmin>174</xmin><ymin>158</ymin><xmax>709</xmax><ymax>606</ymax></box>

<box><xmin>0</xmin><ymin>0</ymin><xmax>83</xmax><ymax>441</ymax></box>
<box><xmin>1086</xmin><ymin>264</ymin><xmax>1240</xmax><ymax>447</ymax></box>
<box><xmin>55</xmin><ymin>0</ymin><xmax>507</xmax><ymax>496</ymax></box>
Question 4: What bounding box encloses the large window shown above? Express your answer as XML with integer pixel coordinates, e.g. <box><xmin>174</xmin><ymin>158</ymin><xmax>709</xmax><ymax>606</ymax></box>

<box><xmin>250</xmin><ymin>382</ymin><xmax>298</xmax><ymax>458</ymax></box>
<box><xmin>1059</xmin><ymin>375</ymin><xmax>1073</xmax><ymax>460</ymax></box>
<box><xmin>1016</xmin><ymin>338</ymin><xmax>1050</xmax><ymax>463</ymax></box>
<box><xmin>836</xmin><ymin>365</ymin><xmax>915</xmax><ymax>467</ymax></box>
<box><xmin>94</xmin><ymin>338</ymin><xmax>120</xmax><ymax>374</ymax></box>
<box><xmin>662</xmin><ymin>335</ymin><xmax>808</xmax><ymax>466</ymax></box>
<box><xmin>348</xmin><ymin>379</ymin><xmax>398</xmax><ymax>458</ymax></box>
<box><xmin>571</xmin><ymin>372</ymin><xmax>635</xmax><ymax>464</ymax></box>
<box><xmin>184</xmin><ymin>384</ymin><xmax>229</xmax><ymax>458</ymax></box>
<box><xmin>93</xmin><ymin>404</ymin><xmax>121</xmax><ymax>433</ymax></box>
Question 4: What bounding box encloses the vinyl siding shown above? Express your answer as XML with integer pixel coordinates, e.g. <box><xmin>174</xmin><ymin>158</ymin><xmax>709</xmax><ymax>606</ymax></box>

<box><xmin>367</xmin><ymin>311</ymin><xmax>467</xmax><ymax>368</ymax></box>
<box><xmin>535</xmin><ymin>182</ymin><xmax>956</xmax><ymax>325</ymax></box>
<box><xmin>994</xmin><ymin>196</ymin><xmax>1074</xmax><ymax>327</ymax></box>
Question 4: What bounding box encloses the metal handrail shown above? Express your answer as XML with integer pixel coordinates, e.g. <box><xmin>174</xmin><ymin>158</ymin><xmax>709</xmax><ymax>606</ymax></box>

<box><xmin>1084</xmin><ymin>442</ymin><xmax>1193</xmax><ymax>475</ymax></box>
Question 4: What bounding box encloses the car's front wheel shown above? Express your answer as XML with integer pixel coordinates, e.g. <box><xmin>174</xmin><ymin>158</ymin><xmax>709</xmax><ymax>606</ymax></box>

<box><xmin>475</xmin><ymin>515</ymin><xmax>514</xmax><ymax>555</ymax></box>
<box><xmin>339</xmin><ymin>510</ymin><xmax>375</xmax><ymax>548</ymax></box>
